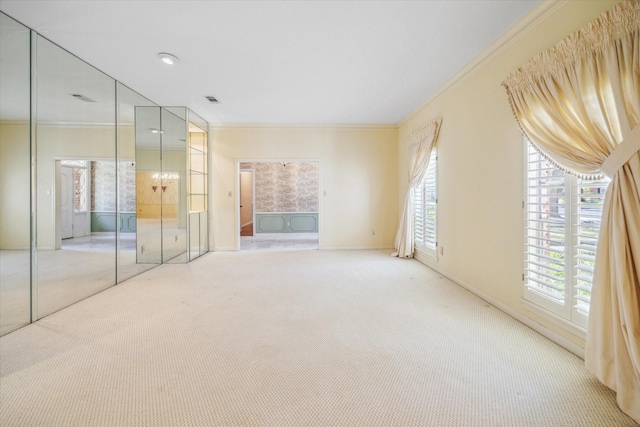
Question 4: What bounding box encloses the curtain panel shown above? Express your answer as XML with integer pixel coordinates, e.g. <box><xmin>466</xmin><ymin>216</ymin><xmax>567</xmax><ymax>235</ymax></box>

<box><xmin>393</xmin><ymin>119</ymin><xmax>441</xmax><ymax>258</ymax></box>
<box><xmin>502</xmin><ymin>1</ymin><xmax>640</xmax><ymax>422</ymax></box>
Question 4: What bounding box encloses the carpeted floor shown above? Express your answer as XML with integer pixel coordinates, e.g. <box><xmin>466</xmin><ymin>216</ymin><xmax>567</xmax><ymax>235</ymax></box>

<box><xmin>0</xmin><ymin>249</ymin><xmax>636</xmax><ymax>426</ymax></box>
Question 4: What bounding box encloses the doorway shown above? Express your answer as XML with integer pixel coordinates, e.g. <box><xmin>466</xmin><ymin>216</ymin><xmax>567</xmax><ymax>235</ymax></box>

<box><xmin>238</xmin><ymin>161</ymin><xmax>319</xmax><ymax>251</ymax></box>
<box><xmin>239</xmin><ymin>170</ymin><xmax>254</xmax><ymax>236</ymax></box>
<box><xmin>57</xmin><ymin>160</ymin><xmax>91</xmax><ymax>245</ymax></box>
<box><xmin>60</xmin><ymin>165</ymin><xmax>73</xmax><ymax>239</ymax></box>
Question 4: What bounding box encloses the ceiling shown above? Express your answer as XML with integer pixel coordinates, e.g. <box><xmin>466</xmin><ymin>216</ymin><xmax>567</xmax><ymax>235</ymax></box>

<box><xmin>0</xmin><ymin>0</ymin><xmax>539</xmax><ymax>126</ymax></box>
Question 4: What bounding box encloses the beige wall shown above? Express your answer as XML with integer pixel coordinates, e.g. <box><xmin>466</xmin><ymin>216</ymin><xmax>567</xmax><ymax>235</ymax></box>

<box><xmin>35</xmin><ymin>126</ymin><xmax>116</xmax><ymax>249</ymax></box>
<box><xmin>0</xmin><ymin>122</ymin><xmax>30</xmax><ymax>250</ymax></box>
<box><xmin>397</xmin><ymin>0</ymin><xmax>621</xmax><ymax>353</ymax></box>
<box><xmin>210</xmin><ymin>126</ymin><xmax>398</xmax><ymax>250</ymax></box>
<box><xmin>0</xmin><ymin>123</ymin><xmax>135</xmax><ymax>250</ymax></box>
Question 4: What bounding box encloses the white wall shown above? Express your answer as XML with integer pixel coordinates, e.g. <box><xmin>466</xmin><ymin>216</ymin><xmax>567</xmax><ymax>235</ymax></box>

<box><xmin>210</xmin><ymin>126</ymin><xmax>398</xmax><ymax>251</ymax></box>
<box><xmin>397</xmin><ymin>0</ymin><xmax>621</xmax><ymax>352</ymax></box>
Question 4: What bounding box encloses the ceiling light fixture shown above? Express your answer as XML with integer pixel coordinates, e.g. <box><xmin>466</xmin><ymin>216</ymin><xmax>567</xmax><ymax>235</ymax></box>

<box><xmin>158</xmin><ymin>52</ymin><xmax>178</xmax><ymax>65</ymax></box>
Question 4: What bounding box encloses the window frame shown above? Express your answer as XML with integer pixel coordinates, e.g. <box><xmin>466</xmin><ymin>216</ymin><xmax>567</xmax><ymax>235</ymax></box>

<box><xmin>413</xmin><ymin>148</ymin><xmax>437</xmax><ymax>258</ymax></box>
<box><xmin>523</xmin><ymin>141</ymin><xmax>608</xmax><ymax>330</ymax></box>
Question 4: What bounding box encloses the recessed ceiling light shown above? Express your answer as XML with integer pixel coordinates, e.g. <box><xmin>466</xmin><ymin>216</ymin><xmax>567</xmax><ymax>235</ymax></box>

<box><xmin>158</xmin><ymin>52</ymin><xmax>178</xmax><ymax>65</ymax></box>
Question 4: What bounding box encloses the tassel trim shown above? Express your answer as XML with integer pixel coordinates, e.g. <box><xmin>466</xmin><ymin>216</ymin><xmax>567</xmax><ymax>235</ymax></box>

<box><xmin>503</xmin><ymin>88</ymin><xmax>605</xmax><ymax>181</ymax></box>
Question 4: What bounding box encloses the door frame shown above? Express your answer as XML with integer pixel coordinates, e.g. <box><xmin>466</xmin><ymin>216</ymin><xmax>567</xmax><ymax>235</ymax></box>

<box><xmin>239</xmin><ymin>168</ymin><xmax>255</xmax><ymax>234</ymax></box>
<box><xmin>235</xmin><ymin>159</ymin><xmax>321</xmax><ymax>251</ymax></box>
<box><xmin>60</xmin><ymin>165</ymin><xmax>74</xmax><ymax>240</ymax></box>
<box><xmin>54</xmin><ymin>158</ymin><xmax>111</xmax><ymax>249</ymax></box>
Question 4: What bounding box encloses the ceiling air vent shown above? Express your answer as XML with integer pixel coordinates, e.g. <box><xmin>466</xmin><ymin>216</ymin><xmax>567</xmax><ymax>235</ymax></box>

<box><xmin>70</xmin><ymin>94</ymin><xmax>96</xmax><ymax>103</ymax></box>
<box><xmin>205</xmin><ymin>96</ymin><xmax>219</xmax><ymax>104</ymax></box>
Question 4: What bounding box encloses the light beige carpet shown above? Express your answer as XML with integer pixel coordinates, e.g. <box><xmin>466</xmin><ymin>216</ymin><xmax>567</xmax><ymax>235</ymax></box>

<box><xmin>0</xmin><ymin>249</ymin><xmax>636</xmax><ymax>426</ymax></box>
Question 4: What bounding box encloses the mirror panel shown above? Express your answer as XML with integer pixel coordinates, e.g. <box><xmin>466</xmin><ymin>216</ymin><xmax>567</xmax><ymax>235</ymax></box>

<box><xmin>200</xmin><ymin>211</ymin><xmax>209</xmax><ymax>256</ymax></box>
<box><xmin>134</xmin><ymin>106</ymin><xmax>163</xmax><ymax>265</ymax></box>
<box><xmin>0</xmin><ymin>13</ymin><xmax>211</xmax><ymax>336</ymax></box>
<box><xmin>161</xmin><ymin>108</ymin><xmax>188</xmax><ymax>263</ymax></box>
<box><xmin>34</xmin><ymin>35</ymin><xmax>117</xmax><ymax>319</ymax></box>
<box><xmin>187</xmin><ymin>110</ymin><xmax>208</xmax><ymax>260</ymax></box>
<box><xmin>118</xmin><ymin>84</ymin><xmax>161</xmax><ymax>281</ymax></box>
<box><xmin>189</xmin><ymin>212</ymin><xmax>200</xmax><ymax>261</ymax></box>
<box><xmin>0</xmin><ymin>13</ymin><xmax>32</xmax><ymax>335</ymax></box>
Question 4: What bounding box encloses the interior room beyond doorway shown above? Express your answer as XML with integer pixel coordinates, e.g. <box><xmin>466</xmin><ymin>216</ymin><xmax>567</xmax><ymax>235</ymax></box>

<box><xmin>239</xmin><ymin>161</ymin><xmax>319</xmax><ymax>251</ymax></box>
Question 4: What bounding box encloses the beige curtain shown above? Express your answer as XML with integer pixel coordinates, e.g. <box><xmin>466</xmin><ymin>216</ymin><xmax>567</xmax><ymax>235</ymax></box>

<box><xmin>502</xmin><ymin>1</ymin><xmax>640</xmax><ymax>422</ymax></box>
<box><xmin>393</xmin><ymin>119</ymin><xmax>441</xmax><ymax>258</ymax></box>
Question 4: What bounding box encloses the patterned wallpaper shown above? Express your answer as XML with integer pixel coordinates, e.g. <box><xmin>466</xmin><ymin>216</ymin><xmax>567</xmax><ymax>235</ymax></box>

<box><xmin>241</xmin><ymin>162</ymin><xmax>318</xmax><ymax>213</ymax></box>
<box><xmin>91</xmin><ymin>161</ymin><xmax>137</xmax><ymax>212</ymax></box>
<box><xmin>118</xmin><ymin>162</ymin><xmax>137</xmax><ymax>212</ymax></box>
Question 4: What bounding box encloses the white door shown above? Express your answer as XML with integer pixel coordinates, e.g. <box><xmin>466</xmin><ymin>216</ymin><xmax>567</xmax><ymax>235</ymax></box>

<box><xmin>61</xmin><ymin>166</ymin><xmax>73</xmax><ymax>239</ymax></box>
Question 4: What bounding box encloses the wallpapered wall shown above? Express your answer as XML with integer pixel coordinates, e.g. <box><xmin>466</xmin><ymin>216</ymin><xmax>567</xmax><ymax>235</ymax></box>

<box><xmin>91</xmin><ymin>161</ymin><xmax>136</xmax><ymax>212</ymax></box>
<box><xmin>240</xmin><ymin>162</ymin><xmax>319</xmax><ymax>213</ymax></box>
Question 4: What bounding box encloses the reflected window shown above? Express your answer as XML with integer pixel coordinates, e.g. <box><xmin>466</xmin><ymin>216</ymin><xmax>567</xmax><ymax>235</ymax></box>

<box><xmin>62</xmin><ymin>160</ymin><xmax>88</xmax><ymax>212</ymax></box>
<box><xmin>73</xmin><ymin>168</ymin><xmax>87</xmax><ymax>212</ymax></box>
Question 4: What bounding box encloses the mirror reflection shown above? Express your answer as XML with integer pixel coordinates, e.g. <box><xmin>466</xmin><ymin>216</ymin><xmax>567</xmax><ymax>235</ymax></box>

<box><xmin>188</xmin><ymin>112</ymin><xmax>209</xmax><ymax>260</ymax></box>
<box><xmin>0</xmin><ymin>11</ymin><xmax>209</xmax><ymax>336</ymax></box>
<box><xmin>134</xmin><ymin>106</ymin><xmax>163</xmax><ymax>265</ymax></box>
<box><xmin>35</xmin><ymin>35</ymin><xmax>117</xmax><ymax>319</ymax></box>
<box><xmin>161</xmin><ymin>108</ymin><xmax>188</xmax><ymax>264</ymax></box>
<box><xmin>118</xmin><ymin>87</ymin><xmax>162</xmax><ymax>280</ymax></box>
<box><xmin>0</xmin><ymin>13</ymin><xmax>31</xmax><ymax>335</ymax></box>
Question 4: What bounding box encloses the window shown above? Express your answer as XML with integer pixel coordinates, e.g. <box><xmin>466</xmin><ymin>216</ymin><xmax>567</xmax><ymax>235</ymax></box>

<box><xmin>61</xmin><ymin>160</ymin><xmax>88</xmax><ymax>212</ymax></box>
<box><xmin>523</xmin><ymin>142</ymin><xmax>609</xmax><ymax>328</ymax></box>
<box><xmin>73</xmin><ymin>168</ymin><xmax>87</xmax><ymax>212</ymax></box>
<box><xmin>413</xmin><ymin>149</ymin><xmax>437</xmax><ymax>255</ymax></box>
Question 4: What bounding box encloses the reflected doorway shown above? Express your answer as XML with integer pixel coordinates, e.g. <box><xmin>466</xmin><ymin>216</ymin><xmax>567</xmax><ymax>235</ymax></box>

<box><xmin>60</xmin><ymin>165</ymin><xmax>73</xmax><ymax>239</ymax></box>
<box><xmin>57</xmin><ymin>160</ymin><xmax>92</xmax><ymax>244</ymax></box>
<box><xmin>39</xmin><ymin>158</ymin><xmax>119</xmax><ymax>319</ymax></box>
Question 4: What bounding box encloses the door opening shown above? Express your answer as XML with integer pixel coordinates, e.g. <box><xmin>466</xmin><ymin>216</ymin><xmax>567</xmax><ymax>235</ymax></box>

<box><xmin>60</xmin><ymin>165</ymin><xmax>73</xmax><ymax>239</ymax></box>
<box><xmin>238</xmin><ymin>161</ymin><xmax>319</xmax><ymax>251</ymax></box>
<box><xmin>239</xmin><ymin>170</ymin><xmax>254</xmax><ymax>237</ymax></box>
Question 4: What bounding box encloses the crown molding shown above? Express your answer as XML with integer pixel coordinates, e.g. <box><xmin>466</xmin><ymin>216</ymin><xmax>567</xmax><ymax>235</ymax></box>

<box><xmin>398</xmin><ymin>0</ymin><xmax>567</xmax><ymax>127</ymax></box>
<box><xmin>208</xmin><ymin>123</ymin><xmax>398</xmax><ymax>131</ymax></box>
<box><xmin>0</xmin><ymin>120</ymin><xmax>29</xmax><ymax>126</ymax></box>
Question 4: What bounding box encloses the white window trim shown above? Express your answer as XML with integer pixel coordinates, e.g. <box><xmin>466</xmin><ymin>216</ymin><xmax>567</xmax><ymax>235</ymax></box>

<box><xmin>523</xmin><ymin>140</ymin><xmax>608</xmax><ymax>330</ymax></box>
<box><xmin>414</xmin><ymin>149</ymin><xmax>437</xmax><ymax>259</ymax></box>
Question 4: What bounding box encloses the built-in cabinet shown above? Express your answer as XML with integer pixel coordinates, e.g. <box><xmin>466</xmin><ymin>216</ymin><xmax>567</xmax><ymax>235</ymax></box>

<box><xmin>135</xmin><ymin>106</ymin><xmax>209</xmax><ymax>264</ymax></box>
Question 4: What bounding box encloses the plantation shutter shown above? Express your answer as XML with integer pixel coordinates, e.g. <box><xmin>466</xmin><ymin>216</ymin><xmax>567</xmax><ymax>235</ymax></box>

<box><xmin>573</xmin><ymin>176</ymin><xmax>609</xmax><ymax>320</ymax></box>
<box><xmin>413</xmin><ymin>149</ymin><xmax>437</xmax><ymax>252</ymax></box>
<box><xmin>524</xmin><ymin>144</ymin><xmax>568</xmax><ymax>308</ymax></box>
<box><xmin>524</xmin><ymin>141</ymin><xmax>608</xmax><ymax>324</ymax></box>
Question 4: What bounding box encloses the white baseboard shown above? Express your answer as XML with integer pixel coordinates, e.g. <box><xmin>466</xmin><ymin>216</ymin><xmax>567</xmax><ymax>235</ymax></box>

<box><xmin>319</xmin><ymin>246</ymin><xmax>395</xmax><ymax>251</ymax></box>
<box><xmin>414</xmin><ymin>255</ymin><xmax>585</xmax><ymax>360</ymax></box>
